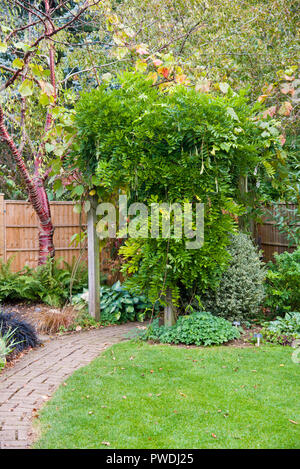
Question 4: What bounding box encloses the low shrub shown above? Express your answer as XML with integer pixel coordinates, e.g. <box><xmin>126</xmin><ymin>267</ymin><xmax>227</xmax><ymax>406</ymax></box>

<box><xmin>72</xmin><ymin>281</ymin><xmax>157</xmax><ymax>324</ymax></box>
<box><xmin>68</xmin><ymin>311</ymin><xmax>100</xmax><ymax>331</ymax></box>
<box><xmin>33</xmin><ymin>307</ymin><xmax>76</xmax><ymax>334</ymax></box>
<box><xmin>201</xmin><ymin>233</ymin><xmax>265</xmax><ymax>322</ymax></box>
<box><xmin>262</xmin><ymin>312</ymin><xmax>300</xmax><ymax>345</ymax></box>
<box><xmin>0</xmin><ymin>257</ymin><xmax>89</xmax><ymax>307</ymax></box>
<box><xmin>0</xmin><ymin>312</ymin><xmax>40</xmax><ymax>353</ymax></box>
<box><xmin>264</xmin><ymin>248</ymin><xmax>300</xmax><ymax>315</ymax></box>
<box><xmin>141</xmin><ymin>312</ymin><xmax>240</xmax><ymax>346</ymax></box>
<box><xmin>0</xmin><ymin>327</ymin><xmax>17</xmax><ymax>369</ymax></box>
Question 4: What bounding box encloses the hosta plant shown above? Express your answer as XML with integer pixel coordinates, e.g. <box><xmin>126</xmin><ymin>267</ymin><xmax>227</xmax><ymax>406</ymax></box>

<box><xmin>141</xmin><ymin>312</ymin><xmax>240</xmax><ymax>346</ymax></box>
<box><xmin>262</xmin><ymin>312</ymin><xmax>300</xmax><ymax>345</ymax></box>
<box><xmin>72</xmin><ymin>281</ymin><xmax>157</xmax><ymax>324</ymax></box>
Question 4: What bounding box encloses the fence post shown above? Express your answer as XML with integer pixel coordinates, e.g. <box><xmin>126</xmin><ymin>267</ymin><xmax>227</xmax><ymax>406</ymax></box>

<box><xmin>0</xmin><ymin>194</ymin><xmax>5</xmax><ymax>262</ymax></box>
<box><xmin>87</xmin><ymin>195</ymin><xmax>100</xmax><ymax>320</ymax></box>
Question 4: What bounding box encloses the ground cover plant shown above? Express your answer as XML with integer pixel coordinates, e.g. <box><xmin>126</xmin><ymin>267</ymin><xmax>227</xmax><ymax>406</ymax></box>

<box><xmin>262</xmin><ymin>312</ymin><xmax>300</xmax><ymax>345</ymax></box>
<box><xmin>0</xmin><ymin>312</ymin><xmax>39</xmax><ymax>353</ymax></box>
<box><xmin>34</xmin><ymin>341</ymin><xmax>300</xmax><ymax>449</ymax></box>
<box><xmin>141</xmin><ymin>313</ymin><xmax>240</xmax><ymax>346</ymax></box>
<box><xmin>0</xmin><ymin>326</ymin><xmax>17</xmax><ymax>370</ymax></box>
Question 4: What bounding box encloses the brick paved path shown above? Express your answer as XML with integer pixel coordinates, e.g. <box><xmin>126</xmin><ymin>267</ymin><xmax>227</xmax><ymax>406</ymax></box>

<box><xmin>0</xmin><ymin>323</ymin><xmax>139</xmax><ymax>449</ymax></box>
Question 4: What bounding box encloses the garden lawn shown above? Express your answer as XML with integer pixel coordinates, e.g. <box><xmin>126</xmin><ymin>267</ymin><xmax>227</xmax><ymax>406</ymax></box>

<box><xmin>34</xmin><ymin>341</ymin><xmax>300</xmax><ymax>449</ymax></box>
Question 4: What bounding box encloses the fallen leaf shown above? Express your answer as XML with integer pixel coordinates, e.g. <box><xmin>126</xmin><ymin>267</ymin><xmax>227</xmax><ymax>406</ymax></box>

<box><xmin>153</xmin><ymin>59</ymin><xmax>163</xmax><ymax>67</ymax></box>
<box><xmin>289</xmin><ymin>419</ymin><xmax>298</xmax><ymax>425</ymax></box>
<box><xmin>258</xmin><ymin>94</ymin><xmax>268</xmax><ymax>103</ymax></box>
<box><xmin>101</xmin><ymin>441</ymin><xmax>110</xmax><ymax>446</ymax></box>
<box><xmin>278</xmin><ymin>101</ymin><xmax>293</xmax><ymax>116</ymax></box>
<box><xmin>279</xmin><ymin>134</ymin><xmax>286</xmax><ymax>145</ymax></box>
<box><xmin>263</xmin><ymin>105</ymin><xmax>277</xmax><ymax>119</ymax></box>
<box><xmin>180</xmin><ymin>392</ymin><xmax>187</xmax><ymax>398</ymax></box>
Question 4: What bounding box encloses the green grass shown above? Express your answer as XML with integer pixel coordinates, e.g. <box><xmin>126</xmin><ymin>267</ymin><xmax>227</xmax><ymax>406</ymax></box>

<box><xmin>34</xmin><ymin>341</ymin><xmax>300</xmax><ymax>449</ymax></box>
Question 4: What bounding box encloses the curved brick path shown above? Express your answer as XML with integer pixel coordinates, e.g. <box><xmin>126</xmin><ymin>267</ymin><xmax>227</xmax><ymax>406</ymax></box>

<box><xmin>0</xmin><ymin>322</ymin><xmax>139</xmax><ymax>449</ymax></box>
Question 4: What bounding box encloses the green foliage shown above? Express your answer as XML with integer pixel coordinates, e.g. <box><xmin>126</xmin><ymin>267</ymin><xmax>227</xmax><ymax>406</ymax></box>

<box><xmin>72</xmin><ymin>281</ymin><xmax>157</xmax><ymax>324</ymax></box>
<box><xmin>201</xmin><ymin>233</ymin><xmax>266</xmax><ymax>322</ymax></box>
<box><xmin>262</xmin><ymin>312</ymin><xmax>300</xmax><ymax>345</ymax></box>
<box><xmin>264</xmin><ymin>248</ymin><xmax>300</xmax><ymax>315</ymax></box>
<box><xmin>0</xmin><ymin>326</ymin><xmax>17</xmax><ymax>370</ymax></box>
<box><xmin>141</xmin><ymin>312</ymin><xmax>240</xmax><ymax>346</ymax></box>
<box><xmin>72</xmin><ymin>72</ymin><xmax>282</xmax><ymax>306</ymax></box>
<box><xmin>0</xmin><ymin>257</ymin><xmax>88</xmax><ymax>307</ymax></box>
<box><xmin>67</xmin><ymin>311</ymin><xmax>100</xmax><ymax>331</ymax></box>
<box><xmin>266</xmin><ymin>204</ymin><xmax>300</xmax><ymax>248</ymax></box>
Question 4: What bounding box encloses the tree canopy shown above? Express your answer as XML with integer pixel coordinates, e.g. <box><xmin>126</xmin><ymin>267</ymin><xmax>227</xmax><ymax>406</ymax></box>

<box><xmin>72</xmin><ymin>72</ymin><xmax>283</xmax><ymax>304</ymax></box>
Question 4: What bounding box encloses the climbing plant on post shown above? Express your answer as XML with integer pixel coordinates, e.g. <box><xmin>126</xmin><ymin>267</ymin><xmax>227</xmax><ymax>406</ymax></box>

<box><xmin>70</xmin><ymin>72</ymin><xmax>284</xmax><ymax>325</ymax></box>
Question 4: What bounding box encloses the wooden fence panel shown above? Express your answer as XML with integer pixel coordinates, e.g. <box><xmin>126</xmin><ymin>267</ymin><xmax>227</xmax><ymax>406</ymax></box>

<box><xmin>0</xmin><ymin>195</ymin><xmax>298</xmax><ymax>271</ymax></box>
<box><xmin>1</xmin><ymin>196</ymin><xmax>87</xmax><ymax>272</ymax></box>
<box><xmin>256</xmin><ymin>203</ymin><xmax>299</xmax><ymax>262</ymax></box>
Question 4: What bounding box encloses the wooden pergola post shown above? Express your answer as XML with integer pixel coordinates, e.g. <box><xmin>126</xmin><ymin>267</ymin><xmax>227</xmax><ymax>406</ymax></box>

<box><xmin>87</xmin><ymin>195</ymin><xmax>100</xmax><ymax>320</ymax></box>
<box><xmin>164</xmin><ymin>287</ymin><xmax>176</xmax><ymax>326</ymax></box>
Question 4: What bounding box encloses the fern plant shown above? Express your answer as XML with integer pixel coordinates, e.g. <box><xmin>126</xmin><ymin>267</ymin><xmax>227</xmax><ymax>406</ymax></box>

<box><xmin>0</xmin><ymin>257</ymin><xmax>89</xmax><ymax>307</ymax></box>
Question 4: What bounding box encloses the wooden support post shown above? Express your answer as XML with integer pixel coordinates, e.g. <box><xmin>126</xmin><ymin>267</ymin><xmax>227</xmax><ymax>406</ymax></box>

<box><xmin>87</xmin><ymin>195</ymin><xmax>100</xmax><ymax>320</ymax></box>
<box><xmin>164</xmin><ymin>287</ymin><xmax>176</xmax><ymax>326</ymax></box>
<box><xmin>0</xmin><ymin>194</ymin><xmax>5</xmax><ymax>262</ymax></box>
<box><xmin>238</xmin><ymin>175</ymin><xmax>248</xmax><ymax>231</ymax></box>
